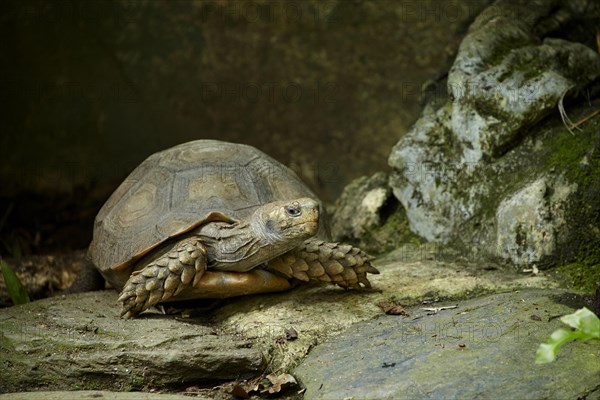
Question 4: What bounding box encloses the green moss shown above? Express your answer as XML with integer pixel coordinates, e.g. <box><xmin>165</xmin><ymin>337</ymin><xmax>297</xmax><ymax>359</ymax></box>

<box><xmin>552</xmin><ymin>240</ymin><xmax>600</xmax><ymax>293</ymax></box>
<box><xmin>360</xmin><ymin>208</ymin><xmax>423</xmax><ymax>255</ymax></box>
<box><xmin>545</xmin><ymin>115</ymin><xmax>599</xmax><ymax>189</ymax></box>
<box><xmin>547</xmin><ymin>134</ymin><xmax>589</xmax><ymax>169</ymax></box>
<box><xmin>472</xmin><ymin>106</ymin><xmax>600</xmax><ymax>272</ymax></box>
<box><xmin>552</xmin><ymin>262</ymin><xmax>600</xmax><ymax>292</ymax></box>
<box><xmin>0</xmin><ymin>333</ymin><xmax>15</xmax><ymax>351</ymax></box>
<box><xmin>540</xmin><ymin>111</ymin><xmax>600</xmax><ymax>291</ymax></box>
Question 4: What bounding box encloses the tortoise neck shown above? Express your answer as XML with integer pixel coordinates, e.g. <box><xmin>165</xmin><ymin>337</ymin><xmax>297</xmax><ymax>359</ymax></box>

<box><xmin>250</xmin><ymin>207</ymin><xmax>283</xmax><ymax>245</ymax></box>
<box><xmin>195</xmin><ymin>219</ymin><xmax>281</xmax><ymax>272</ymax></box>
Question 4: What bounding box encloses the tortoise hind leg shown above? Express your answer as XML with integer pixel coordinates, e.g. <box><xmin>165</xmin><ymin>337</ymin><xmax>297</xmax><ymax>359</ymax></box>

<box><xmin>118</xmin><ymin>237</ymin><xmax>207</xmax><ymax>318</ymax></box>
<box><xmin>267</xmin><ymin>239</ymin><xmax>379</xmax><ymax>289</ymax></box>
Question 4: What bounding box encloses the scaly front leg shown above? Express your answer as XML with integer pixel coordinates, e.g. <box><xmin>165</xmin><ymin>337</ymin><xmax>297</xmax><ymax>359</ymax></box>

<box><xmin>267</xmin><ymin>239</ymin><xmax>379</xmax><ymax>288</ymax></box>
<box><xmin>118</xmin><ymin>237</ymin><xmax>207</xmax><ymax>318</ymax></box>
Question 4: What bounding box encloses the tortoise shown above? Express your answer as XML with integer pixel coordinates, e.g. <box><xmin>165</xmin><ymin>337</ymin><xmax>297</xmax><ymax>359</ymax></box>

<box><xmin>89</xmin><ymin>140</ymin><xmax>379</xmax><ymax>318</ymax></box>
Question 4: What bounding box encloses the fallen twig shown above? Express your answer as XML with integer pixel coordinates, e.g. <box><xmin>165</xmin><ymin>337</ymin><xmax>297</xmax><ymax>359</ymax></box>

<box><xmin>557</xmin><ymin>87</ymin><xmax>580</xmax><ymax>136</ymax></box>
<box><xmin>572</xmin><ymin>108</ymin><xmax>600</xmax><ymax>129</ymax></box>
<box><xmin>420</xmin><ymin>305</ymin><xmax>458</xmax><ymax>314</ymax></box>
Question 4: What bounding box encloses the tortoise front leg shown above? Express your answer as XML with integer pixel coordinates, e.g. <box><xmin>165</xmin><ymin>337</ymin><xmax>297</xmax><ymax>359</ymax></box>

<box><xmin>118</xmin><ymin>237</ymin><xmax>207</xmax><ymax>318</ymax></box>
<box><xmin>267</xmin><ymin>239</ymin><xmax>379</xmax><ymax>288</ymax></box>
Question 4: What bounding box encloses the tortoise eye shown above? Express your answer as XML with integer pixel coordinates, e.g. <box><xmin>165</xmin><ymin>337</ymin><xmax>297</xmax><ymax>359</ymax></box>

<box><xmin>285</xmin><ymin>205</ymin><xmax>302</xmax><ymax>217</ymax></box>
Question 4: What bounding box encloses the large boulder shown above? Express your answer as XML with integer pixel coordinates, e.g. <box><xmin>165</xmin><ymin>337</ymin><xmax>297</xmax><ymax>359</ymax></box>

<box><xmin>388</xmin><ymin>0</ymin><xmax>600</xmax><ymax>268</ymax></box>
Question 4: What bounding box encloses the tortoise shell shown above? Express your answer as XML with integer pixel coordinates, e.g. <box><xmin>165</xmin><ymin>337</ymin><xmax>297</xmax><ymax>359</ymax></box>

<box><xmin>88</xmin><ymin>140</ymin><xmax>329</xmax><ymax>288</ymax></box>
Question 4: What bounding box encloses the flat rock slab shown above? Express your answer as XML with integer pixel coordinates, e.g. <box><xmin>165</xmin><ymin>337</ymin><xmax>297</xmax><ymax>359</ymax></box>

<box><xmin>210</xmin><ymin>246</ymin><xmax>558</xmax><ymax>372</ymax></box>
<box><xmin>295</xmin><ymin>289</ymin><xmax>600</xmax><ymax>400</ymax></box>
<box><xmin>0</xmin><ymin>247</ymin><xmax>559</xmax><ymax>393</ymax></box>
<box><xmin>0</xmin><ymin>291</ymin><xmax>264</xmax><ymax>392</ymax></box>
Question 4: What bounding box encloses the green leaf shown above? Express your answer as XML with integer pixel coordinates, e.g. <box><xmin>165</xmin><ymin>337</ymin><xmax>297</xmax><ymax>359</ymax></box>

<box><xmin>0</xmin><ymin>260</ymin><xmax>30</xmax><ymax>305</ymax></box>
<box><xmin>536</xmin><ymin>343</ymin><xmax>557</xmax><ymax>364</ymax></box>
<box><xmin>535</xmin><ymin>328</ymin><xmax>572</xmax><ymax>364</ymax></box>
<box><xmin>535</xmin><ymin>307</ymin><xmax>600</xmax><ymax>364</ymax></box>
<box><xmin>560</xmin><ymin>308</ymin><xmax>600</xmax><ymax>338</ymax></box>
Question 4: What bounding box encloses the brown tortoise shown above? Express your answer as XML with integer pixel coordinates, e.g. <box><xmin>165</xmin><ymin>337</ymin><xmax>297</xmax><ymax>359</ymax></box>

<box><xmin>88</xmin><ymin>140</ymin><xmax>379</xmax><ymax>318</ymax></box>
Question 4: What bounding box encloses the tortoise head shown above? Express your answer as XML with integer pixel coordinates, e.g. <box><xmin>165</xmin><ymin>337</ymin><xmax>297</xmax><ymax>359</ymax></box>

<box><xmin>251</xmin><ymin>197</ymin><xmax>319</xmax><ymax>245</ymax></box>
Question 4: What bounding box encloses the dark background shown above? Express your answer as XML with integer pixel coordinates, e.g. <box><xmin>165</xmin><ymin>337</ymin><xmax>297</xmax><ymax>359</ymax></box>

<box><xmin>0</xmin><ymin>0</ymin><xmax>490</xmax><ymax>255</ymax></box>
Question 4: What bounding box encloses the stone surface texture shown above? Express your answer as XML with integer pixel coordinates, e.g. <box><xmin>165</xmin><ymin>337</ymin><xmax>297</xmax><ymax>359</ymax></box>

<box><xmin>295</xmin><ymin>289</ymin><xmax>600</xmax><ymax>400</ymax></box>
